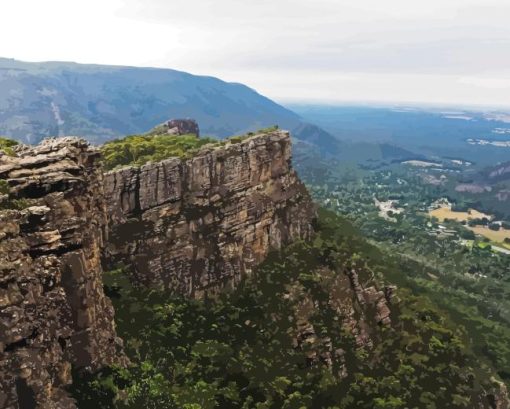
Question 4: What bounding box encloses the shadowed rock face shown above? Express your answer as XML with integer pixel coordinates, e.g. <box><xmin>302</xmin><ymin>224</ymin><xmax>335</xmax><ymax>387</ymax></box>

<box><xmin>0</xmin><ymin>138</ymin><xmax>125</xmax><ymax>409</ymax></box>
<box><xmin>289</xmin><ymin>266</ymin><xmax>396</xmax><ymax>373</ymax></box>
<box><xmin>104</xmin><ymin>130</ymin><xmax>317</xmax><ymax>296</ymax></box>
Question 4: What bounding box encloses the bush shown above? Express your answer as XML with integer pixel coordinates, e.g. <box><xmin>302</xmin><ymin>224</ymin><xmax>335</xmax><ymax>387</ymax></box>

<box><xmin>0</xmin><ymin>137</ymin><xmax>18</xmax><ymax>156</ymax></box>
<box><xmin>101</xmin><ymin>127</ymin><xmax>282</xmax><ymax>171</ymax></box>
<box><xmin>468</xmin><ymin>218</ymin><xmax>487</xmax><ymax>227</ymax></box>
<box><xmin>460</xmin><ymin>229</ymin><xmax>476</xmax><ymax>240</ymax></box>
<box><xmin>228</xmin><ymin>136</ymin><xmax>243</xmax><ymax>144</ymax></box>
<box><xmin>0</xmin><ymin>180</ymin><xmax>33</xmax><ymax>210</ymax></box>
<box><xmin>452</xmin><ymin>204</ymin><xmax>469</xmax><ymax>212</ymax></box>
<box><xmin>0</xmin><ymin>180</ymin><xmax>9</xmax><ymax>195</ymax></box>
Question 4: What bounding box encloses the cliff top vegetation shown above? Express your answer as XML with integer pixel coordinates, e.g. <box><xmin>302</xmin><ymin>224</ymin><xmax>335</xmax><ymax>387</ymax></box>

<box><xmin>101</xmin><ymin>126</ymin><xmax>280</xmax><ymax>171</ymax></box>
<box><xmin>101</xmin><ymin>134</ymin><xmax>218</xmax><ymax>170</ymax></box>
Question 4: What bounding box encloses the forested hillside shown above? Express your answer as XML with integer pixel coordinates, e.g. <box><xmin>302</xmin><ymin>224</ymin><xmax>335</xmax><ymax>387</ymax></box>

<box><xmin>71</xmin><ymin>210</ymin><xmax>506</xmax><ymax>409</ymax></box>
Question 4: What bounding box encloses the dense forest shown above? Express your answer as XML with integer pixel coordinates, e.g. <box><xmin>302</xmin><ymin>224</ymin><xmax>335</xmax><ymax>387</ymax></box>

<box><xmin>297</xmin><ymin>154</ymin><xmax>510</xmax><ymax>393</ymax></box>
<box><xmin>71</xmin><ymin>210</ymin><xmax>502</xmax><ymax>408</ymax></box>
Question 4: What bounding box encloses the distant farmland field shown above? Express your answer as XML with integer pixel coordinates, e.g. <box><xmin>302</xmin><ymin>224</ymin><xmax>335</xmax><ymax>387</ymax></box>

<box><xmin>429</xmin><ymin>206</ymin><xmax>510</xmax><ymax>244</ymax></box>
<box><xmin>470</xmin><ymin>226</ymin><xmax>510</xmax><ymax>243</ymax></box>
<box><xmin>429</xmin><ymin>207</ymin><xmax>491</xmax><ymax>222</ymax></box>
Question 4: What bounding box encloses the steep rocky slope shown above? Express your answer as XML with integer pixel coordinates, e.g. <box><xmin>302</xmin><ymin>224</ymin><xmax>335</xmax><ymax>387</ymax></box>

<box><xmin>73</xmin><ymin>210</ymin><xmax>510</xmax><ymax>409</ymax></box>
<box><xmin>104</xmin><ymin>130</ymin><xmax>316</xmax><ymax>296</ymax></box>
<box><xmin>0</xmin><ymin>129</ymin><xmax>316</xmax><ymax>407</ymax></box>
<box><xmin>0</xmin><ymin>139</ymin><xmax>124</xmax><ymax>408</ymax></box>
<box><xmin>2</xmin><ymin>130</ymin><xmax>508</xmax><ymax>408</ymax></box>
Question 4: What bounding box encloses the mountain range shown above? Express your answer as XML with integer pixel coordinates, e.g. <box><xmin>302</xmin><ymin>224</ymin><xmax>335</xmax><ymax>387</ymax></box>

<box><xmin>0</xmin><ymin>57</ymin><xmax>329</xmax><ymax>146</ymax></box>
<box><xmin>4</xmin><ymin>57</ymin><xmax>509</xmax><ymax>183</ymax></box>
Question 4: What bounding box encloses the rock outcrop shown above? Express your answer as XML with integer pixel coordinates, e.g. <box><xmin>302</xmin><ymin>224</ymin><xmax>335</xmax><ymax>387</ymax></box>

<box><xmin>1</xmin><ymin>128</ymin><xmax>508</xmax><ymax>408</ymax></box>
<box><xmin>291</xmin><ymin>267</ymin><xmax>397</xmax><ymax>373</ymax></box>
<box><xmin>488</xmin><ymin>380</ymin><xmax>510</xmax><ymax>409</ymax></box>
<box><xmin>150</xmin><ymin>118</ymin><xmax>200</xmax><ymax>137</ymax></box>
<box><xmin>104</xmin><ymin>130</ymin><xmax>316</xmax><ymax>296</ymax></box>
<box><xmin>0</xmin><ymin>138</ymin><xmax>124</xmax><ymax>409</ymax></box>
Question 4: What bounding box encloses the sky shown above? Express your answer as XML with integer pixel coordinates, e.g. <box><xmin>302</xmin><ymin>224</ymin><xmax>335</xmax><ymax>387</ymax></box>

<box><xmin>1</xmin><ymin>0</ymin><xmax>510</xmax><ymax>107</ymax></box>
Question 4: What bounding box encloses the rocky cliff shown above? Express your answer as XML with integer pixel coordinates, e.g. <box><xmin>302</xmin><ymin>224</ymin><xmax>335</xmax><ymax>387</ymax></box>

<box><xmin>0</xmin><ymin>139</ymin><xmax>124</xmax><ymax>409</ymax></box>
<box><xmin>1</xmin><ymin>130</ymin><xmax>509</xmax><ymax>408</ymax></box>
<box><xmin>104</xmin><ymin>130</ymin><xmax>316</xmax><ymax>296</ymax></box>
<box><xmin>0</xmin><ymin>129</ymin><xmax>316</xmax><ymax>407</ymax></box>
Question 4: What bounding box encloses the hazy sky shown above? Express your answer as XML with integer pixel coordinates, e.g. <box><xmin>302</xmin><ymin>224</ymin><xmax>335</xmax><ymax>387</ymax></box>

<box><xmin>2</xmin><ymin>0</ymin><xmax>510</xmax><ymax>107</ymax></box>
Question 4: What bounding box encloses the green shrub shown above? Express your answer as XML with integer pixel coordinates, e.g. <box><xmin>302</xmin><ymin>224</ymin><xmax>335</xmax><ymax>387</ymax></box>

<box><xmin>489</xmin><ymin>223</ymin><xmax>501</xmax><ymax>231</ymax></box>
<box><xmin>0</xmin><ymin>180</ymin><xmax>35</xmax><ymax>210</ymax></box>
<box><xmin>0</xmin><ymin>137</ymin><xmax>18</xmax><ymax>156</ymax></box>
<box><xmin>0</xmin><ymin>180</ymin><xmax>9</xmax><ymax>195</ymax></box>
<box><xmin>459</xmin><ymin>228</ymin><xmax>476</xmax><ymax>240</ymax></box>
<box><xmin>228</xmin><ymin>136</ymin><xmax>243</xmax><ymax>144</ymax></box>
<box><xmin>101</xmin><ymin>127</ymin><xmax>282</xmax><ymax>171</ymax></box>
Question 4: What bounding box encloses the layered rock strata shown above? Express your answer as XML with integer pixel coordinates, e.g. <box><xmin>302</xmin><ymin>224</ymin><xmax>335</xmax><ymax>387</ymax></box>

<box><xmin>0</xmin><ymin>138</ymin><xmax>124</xmax><ymax>409</ymax></box>
<box><xmin>104</xmin><ymin>130</ymin><xmax>316</xmax><ymax>296</ymax></box>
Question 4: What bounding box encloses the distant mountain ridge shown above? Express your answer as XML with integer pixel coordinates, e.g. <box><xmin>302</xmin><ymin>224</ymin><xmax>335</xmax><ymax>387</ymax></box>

<box><xmin>486</xmin><ymin>161</ymin><xmax>510</xmax><ymax>182</ymax></box>
<box><xmin>0</xmin><ymin>58</ymin><xmax>312</xmax><ymax>144</ymax></box>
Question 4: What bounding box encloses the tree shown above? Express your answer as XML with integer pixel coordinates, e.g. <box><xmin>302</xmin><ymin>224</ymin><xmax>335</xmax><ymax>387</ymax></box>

<box><xmin>489</xmin><ymin>223</ymin><xmax>500</xmax><ymax>231</ymax></box>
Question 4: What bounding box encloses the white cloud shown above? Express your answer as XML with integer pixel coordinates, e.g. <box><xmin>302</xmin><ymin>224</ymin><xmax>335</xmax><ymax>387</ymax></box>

<box><xmin>458</xmin><ymin>76</ymin><xmax>510</xmax><ymax>90</ymax></box>
<box><xmin>1</xmin><ymin>0</ymin><xmax>510</xmax><ymax>106</ymax></box>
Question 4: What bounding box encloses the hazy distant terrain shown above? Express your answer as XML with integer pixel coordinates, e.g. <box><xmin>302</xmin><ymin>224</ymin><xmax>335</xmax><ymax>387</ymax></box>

<box><xmin>2</xmin><ymin>57</ymin><xmax>508</xmax><ymax>176</ymax></box>
<box><xmin>289</xmin><ymin>104</ymin><xmax>510</xmax><ymax>166</ymax></box>
<box><xmin>289</xmin><ymin>104</ymin><xmax>510</xmax><ymax>219</ymax></box>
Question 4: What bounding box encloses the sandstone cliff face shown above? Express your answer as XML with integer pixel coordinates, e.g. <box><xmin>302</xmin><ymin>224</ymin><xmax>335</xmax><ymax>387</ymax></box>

<box><xmin>0</xmin><ymin>139</ymin><xmax>124</xmax><ymax>409</ymax></box>
<box><xmin>104</xmin><ymin>130</ymin><xmax>316</xmax><ymax>296</ymax></box>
